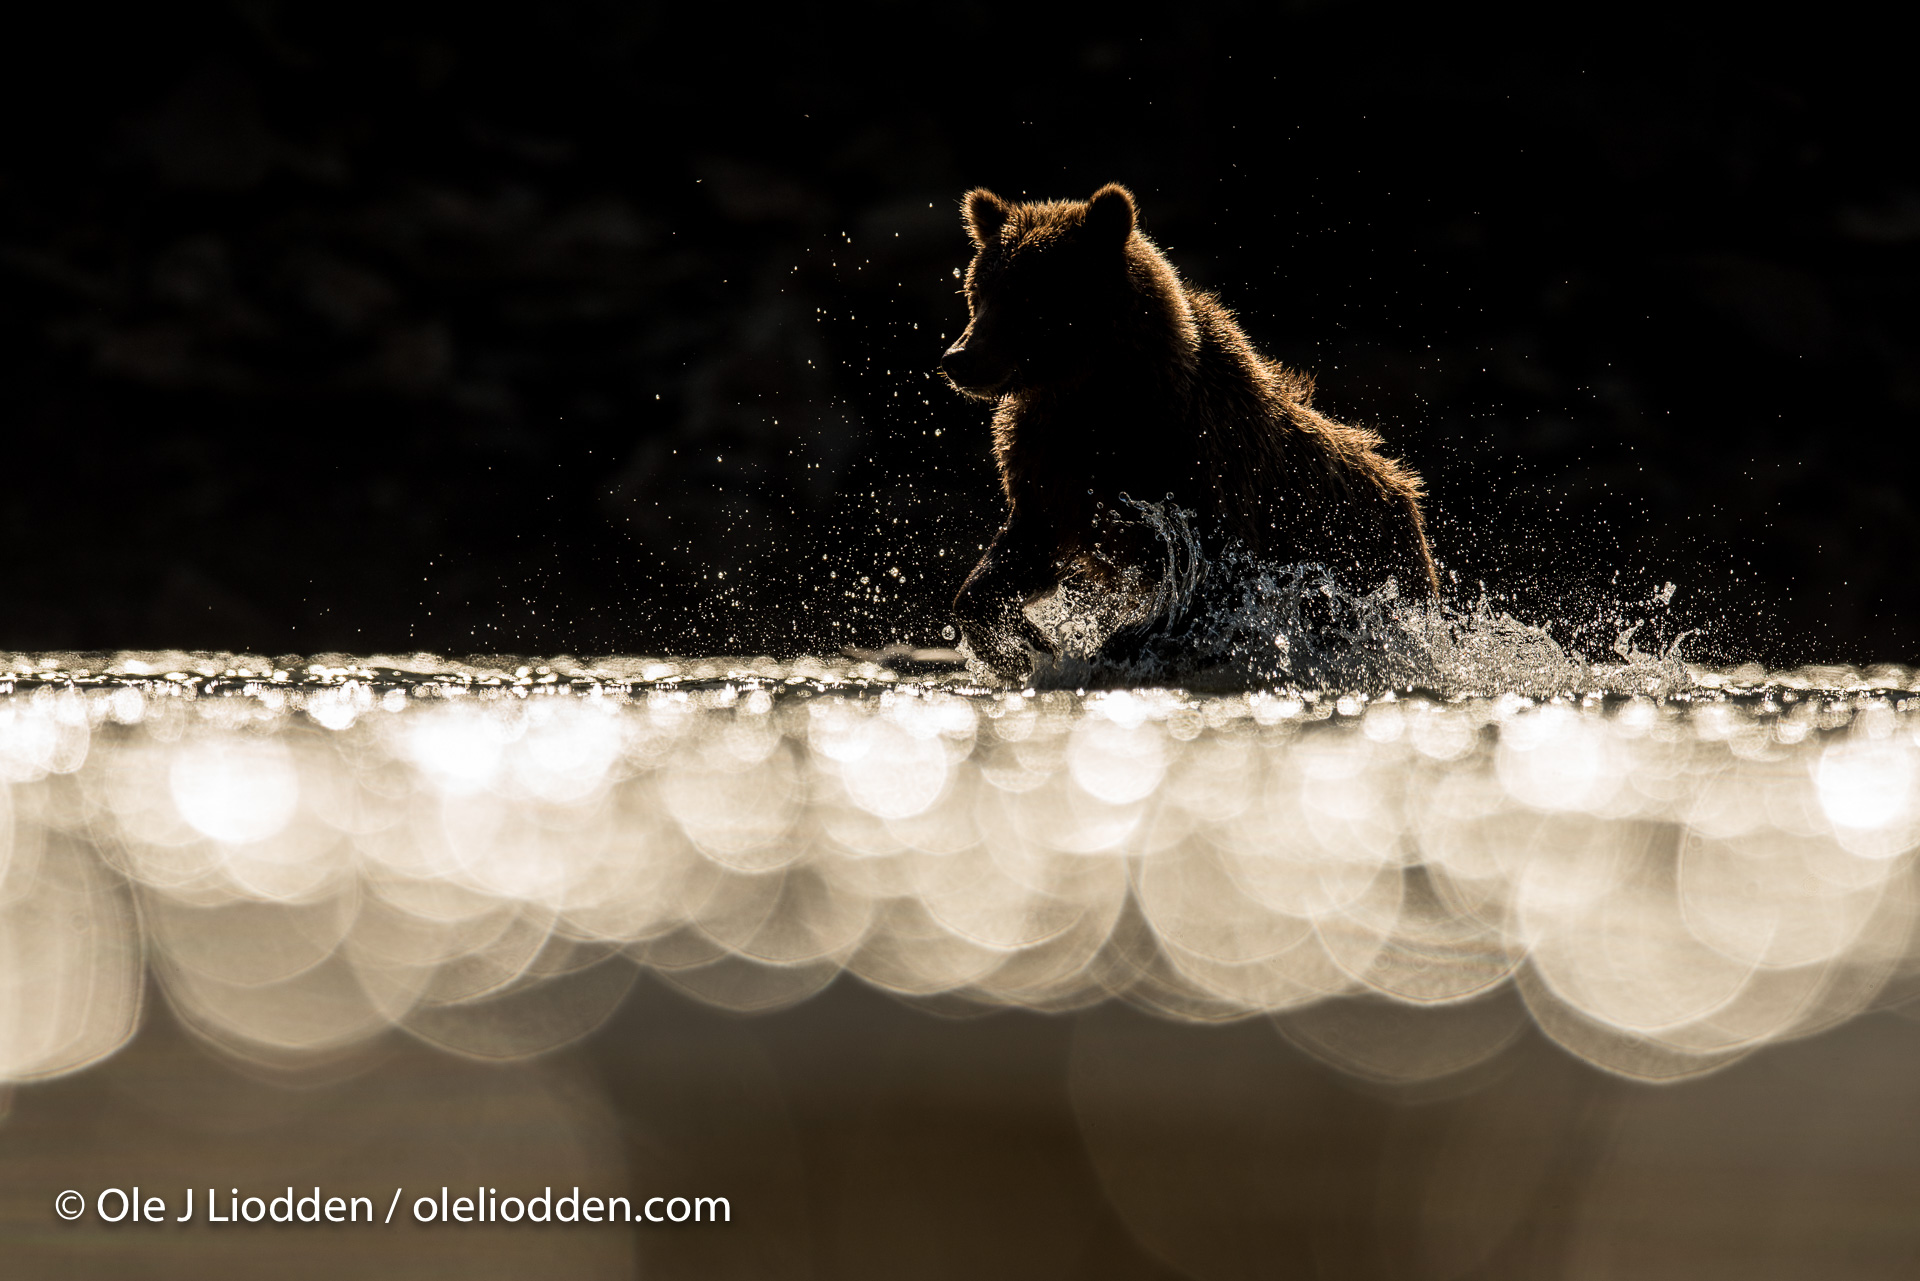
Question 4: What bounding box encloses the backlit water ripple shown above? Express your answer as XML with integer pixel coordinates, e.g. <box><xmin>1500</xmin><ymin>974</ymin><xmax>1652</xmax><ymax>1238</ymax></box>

<box><xmin>3</xmin><ymin>651</ymin><xmax>1917</xmax><ymax>1088</ymax></box>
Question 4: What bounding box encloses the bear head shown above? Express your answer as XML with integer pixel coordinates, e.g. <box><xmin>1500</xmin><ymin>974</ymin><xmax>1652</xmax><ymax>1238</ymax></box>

<box><xmin>940</xmin><ymin>183</ymin><xmax>1193</xmax><ymax>399</ymax></box>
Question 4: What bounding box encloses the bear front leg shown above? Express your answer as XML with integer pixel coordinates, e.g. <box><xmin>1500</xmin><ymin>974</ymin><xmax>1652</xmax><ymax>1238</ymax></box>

<box><xmin>953</xmin><ymin>512</ymin><xmax>1059</xmax><ymax>682</ymax></box>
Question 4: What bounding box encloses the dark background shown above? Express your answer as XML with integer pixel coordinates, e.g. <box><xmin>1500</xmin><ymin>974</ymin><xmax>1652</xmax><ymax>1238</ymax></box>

<box><xmin>2</xmin><ymin>3</ymin><xmax>1913</xmax><ymax>666</ymax></box>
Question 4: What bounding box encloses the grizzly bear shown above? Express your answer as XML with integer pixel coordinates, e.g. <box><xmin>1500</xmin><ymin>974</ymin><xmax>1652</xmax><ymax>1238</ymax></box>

<box><xmin>940</xmin><ymin>183</ymin><xmax>1438</xmax><ymax>682</ymax></box>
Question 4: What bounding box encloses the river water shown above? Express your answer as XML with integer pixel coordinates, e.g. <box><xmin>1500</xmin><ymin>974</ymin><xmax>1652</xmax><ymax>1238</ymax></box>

<box><xmin>4</xmin><ymin>648</ymin><xmax>1916</xmax><ymax>1090</ymax></box>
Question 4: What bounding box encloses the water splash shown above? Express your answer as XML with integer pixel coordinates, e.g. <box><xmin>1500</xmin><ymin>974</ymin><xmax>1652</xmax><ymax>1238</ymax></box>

<box><xmin>1015</xmin><ymin>497</ymin><xmax>1695</xmax><ymax>699</ymax></box>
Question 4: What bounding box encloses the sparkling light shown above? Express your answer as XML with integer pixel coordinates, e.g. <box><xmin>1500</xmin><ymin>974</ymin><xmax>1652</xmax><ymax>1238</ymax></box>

<box><xmin>0</xmin><ymin>653</ymin><xmax>1915</xmax><ymax>1085</ymax></box>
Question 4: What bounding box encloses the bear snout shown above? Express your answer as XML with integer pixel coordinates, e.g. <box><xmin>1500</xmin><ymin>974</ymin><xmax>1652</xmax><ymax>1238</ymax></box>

<box><xmin>939</xmin><ymin>342</ymin><xmax>974</xmax><ymax>381</ymax></box>
<box><xmin>940</xmin><ymin>342</ymin><xmax>1006</xmax><ymax>396</ymax></box>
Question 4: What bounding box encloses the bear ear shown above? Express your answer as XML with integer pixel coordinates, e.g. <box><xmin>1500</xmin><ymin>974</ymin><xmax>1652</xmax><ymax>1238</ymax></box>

<box><xmin>963</xmin><ymin>188</ymin><xmax>1010</xmax><ymax>246</ymax></box>
<box><xmin>1085</xmin><ymin>183</ymin><xmax>1137</xmax><ymax>247</ymax></box>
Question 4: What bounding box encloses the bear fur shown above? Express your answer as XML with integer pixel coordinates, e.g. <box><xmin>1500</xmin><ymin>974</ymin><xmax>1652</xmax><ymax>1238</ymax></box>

<box><xmin>941</xmin><ymin>183</ymin><xmax>1438</xmax><ymax>681</ymax></box>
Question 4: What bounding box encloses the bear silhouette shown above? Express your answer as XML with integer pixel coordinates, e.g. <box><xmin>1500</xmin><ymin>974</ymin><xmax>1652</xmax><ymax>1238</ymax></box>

<box><xmin>941</xmin><ymin>183</ymin><xmax>1437</xmax><ymax>682</ymax></box>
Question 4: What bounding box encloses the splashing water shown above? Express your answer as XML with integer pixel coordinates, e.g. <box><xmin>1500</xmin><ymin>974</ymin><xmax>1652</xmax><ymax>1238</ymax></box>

<box><xmin>1</xmin><ymin>648</ymin><xmax>1916</xmax><ymax>1092</ymax></box>
<box><xmin>1020</xmin><ymin>497</ymin><xmax>1695</xmax><ymax>700</ymax></box>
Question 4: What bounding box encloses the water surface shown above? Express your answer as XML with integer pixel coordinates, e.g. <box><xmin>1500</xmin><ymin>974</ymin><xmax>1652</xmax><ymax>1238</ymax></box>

<box><xmin>4</xmin><ymin>648</ymin><xmax>1916</xmax><ymax>1091</ymax></box>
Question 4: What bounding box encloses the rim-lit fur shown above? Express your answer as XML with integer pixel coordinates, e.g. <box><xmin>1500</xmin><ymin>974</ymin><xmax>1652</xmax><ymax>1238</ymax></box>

<box><xmin>944</xmin><ymin>184</ymin><xmax>1438</xmax><ymax>678</ymax></box>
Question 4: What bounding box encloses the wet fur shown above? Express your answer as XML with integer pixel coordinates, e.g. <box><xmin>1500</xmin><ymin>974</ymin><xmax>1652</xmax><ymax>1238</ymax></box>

<box><xmin>943</xmin><ymin>184</ymin><xmax>1437</xmax><ymax>681</ymax></box>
